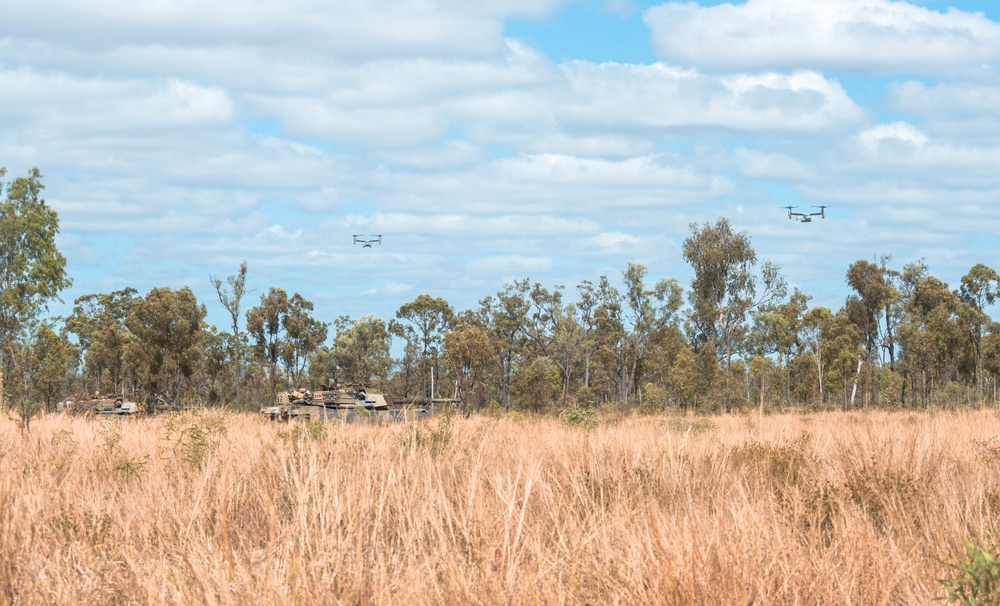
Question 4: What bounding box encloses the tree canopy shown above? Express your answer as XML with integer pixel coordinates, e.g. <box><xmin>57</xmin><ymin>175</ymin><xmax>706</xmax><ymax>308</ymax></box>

<box><xmin>1</xmin><ymin>174</ymin><xmax>996</xmax><ymax>415</ymax></box>
<box><xmin>0</xmin><ymin>168</ymin><xmax>71</xmax><ymax>407</ymax></box>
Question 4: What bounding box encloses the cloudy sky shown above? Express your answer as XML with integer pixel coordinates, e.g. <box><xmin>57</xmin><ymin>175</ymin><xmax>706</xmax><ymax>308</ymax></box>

<box><xmin>3</xmin><ymin>0</ymin><xmax>999</xmax><ymax>328</ymax></box>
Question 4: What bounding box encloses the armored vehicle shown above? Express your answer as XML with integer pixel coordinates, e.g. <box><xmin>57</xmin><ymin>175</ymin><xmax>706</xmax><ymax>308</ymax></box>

<box><xmin>261</xmin><ymin>383</ymin><xmax>427</xmax><ymax>423</ymax></box>
<box><xmin>93</xmin><ymin>395</ymin><xmax>140</xmax><ymax>415</ymax></box>
<box><xmin>57</xmin><ymin>394</ymin><xmax>140</xmax><ymax>415</ymax></box>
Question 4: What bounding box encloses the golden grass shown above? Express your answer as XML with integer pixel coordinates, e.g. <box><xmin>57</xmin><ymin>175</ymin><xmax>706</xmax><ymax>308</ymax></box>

<box><xmin>1</xmin><ymin>408</ymin><xmax>999</xmax><ymax>604</ymax></box>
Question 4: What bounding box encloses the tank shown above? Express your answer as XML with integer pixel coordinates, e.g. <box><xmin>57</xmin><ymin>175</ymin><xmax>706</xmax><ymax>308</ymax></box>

<box><xmin>59</xmin><ymin>394</ymin><xmax>141</xmax><ymax>415</ymax></box>
<box><xmin>260</xmin><ymin>383</ymin><xmax>428</xmax><ymax>423</ymax></box>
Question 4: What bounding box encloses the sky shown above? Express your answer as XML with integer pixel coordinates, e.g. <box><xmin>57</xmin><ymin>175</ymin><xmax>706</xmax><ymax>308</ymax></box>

<box><xmin>2</xmin><ymin>0</ymin><xmax>1000</xmax><ymax>331</ymax></box>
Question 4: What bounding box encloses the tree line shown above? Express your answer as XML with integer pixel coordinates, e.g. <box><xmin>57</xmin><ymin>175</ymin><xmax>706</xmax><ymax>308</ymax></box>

<box><xmin>2</xmin><ymin>167</ymin><xmax>998</xmax><ymax>416</ymax></box>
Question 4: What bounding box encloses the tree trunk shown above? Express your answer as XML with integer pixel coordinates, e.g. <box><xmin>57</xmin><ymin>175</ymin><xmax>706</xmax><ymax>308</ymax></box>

<box><xmin>850</xmin><ymin>356</ymin><xmax>862</xmax><ymax>409</ymax></box>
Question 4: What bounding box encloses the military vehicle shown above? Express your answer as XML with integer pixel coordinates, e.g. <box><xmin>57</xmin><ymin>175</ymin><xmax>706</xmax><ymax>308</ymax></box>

<box><xmin>260</xmin><ymin>383</ymin><xmax>427</xmax><ymax>423</ymax></box>
<box><xmin>58</xmin><ymin>393</ymin><xmax>140</xmax><ymax>415</ymax></box>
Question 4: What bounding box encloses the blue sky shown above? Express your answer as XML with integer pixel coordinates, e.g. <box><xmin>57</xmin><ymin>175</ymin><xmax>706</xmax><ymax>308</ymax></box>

<box><xmin>2</xmin><ymin>0</ymin><xmax>999</xmax><ymax>330</ymax></box>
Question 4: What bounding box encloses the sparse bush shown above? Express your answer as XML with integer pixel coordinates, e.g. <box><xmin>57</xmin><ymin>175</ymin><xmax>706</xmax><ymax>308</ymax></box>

<box><xmin>664</xmin><ymin>415</ymin><xmax>715</xmax><ymax>435</ymax></box>
<box><xmin>163</xmin><ymin>411</ymin><xmax>226</xmax><ymax>469</ymax></box>
<box><xmin>560</xmin><ymin>404</ymin><xmax>599</xmax><ymax>429</ymax></box>
<box><xmin>278</xmin><ymin>419</ymin><xmax>326</xmax><ymax>445</ymax></box>
<box><xmin>939</xmin><ymin>541</ymin><xmax>1000</xmax><ymax>605</ymax></box>
<box><xmin>401</xmin><ymin>406</ymin><xmax>453</xmax><ymax>455</ymax></box>
<box><xmin>729</xmin><ymin>436</ymin><xmax>813</xmax><ymax>489</ymax></box>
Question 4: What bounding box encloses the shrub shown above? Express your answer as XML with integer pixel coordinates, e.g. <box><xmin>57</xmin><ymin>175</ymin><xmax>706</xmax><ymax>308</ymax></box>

<box><xmin>939</xmin><ymin>541</ymin><xmax>1000</xmax><ymax>605</ymax></box>
<box><xmin>560</xmin><ymin>405</ymin><xmax>599</xmax><ymax>429</ymax></box>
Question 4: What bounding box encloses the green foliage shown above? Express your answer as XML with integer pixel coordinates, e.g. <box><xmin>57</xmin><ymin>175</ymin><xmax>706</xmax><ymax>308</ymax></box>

<box><xmin>331</xmin><ymin>314</ymin><xmax>391</xmax><ymax>385</ymax></box>
<box><xmin>729</xmin><ymin>436</ymin><xmax>812</xmax><ymax>488</ymax></box>
<box><xmin>939</xmin><ymin>541</ymin><xmax>1000</xmax><ymax>605</ymax></box>
<box><xmin>126</xmin><ymin>287</ymin><xmax>206</xmax><ymax>407</ymax></box>
<box><xmin>11</xmin><ymin>399</ymin><xmax>42</xmax><ymax>432</ymax></box>
<box><xmin>682</xmin><ymin>217</ymin><xmax>785</xmax><ymax>372</ymax></box>
<box><xmin>560</xmin><ymin>403</ymin><xmax>599</xmax><ymax>429</ymax></box>
<box><xmin>0</xmin><ymin>167</ymin><xmax>71</xmax><ymax>408</ymax></box>
<box><xmin>97</xmin><ymin>421</ymin><xmax>148</xmax><ymax>482</ymax></box>
<box><xmin>164</xmin><ymin>412</ymin><xmax>227</xmax><ymax>469</ymax></box>
<box><xmin>278</xmin><ymin>420</ymin><xmax>326</xmax><ymax>445</ymax></box>
<box><xmin>664</xmin><ymin>415</ymin><xmax>715</xmax><ymax>435</ymax></box>
<box><xmin>875</xmin><ymin>368</ymin><xmax>903</xmax><ymax>410</ymax></box>
<box><xmin>211</xmin><ymin>261</ymin><xmax>248</xmax><ymax>410</ymax></box>
<box><xmin>115</xmin><ymin>455</ymin><xmax>148</xmax><ymax>481</ymax></box>
<box><xmin>393</xmin><ymin>294</ymin><xmax>454</xmax><ymax>399</ymax></box>
<box><xmin>444</xmin><ymin>322</ymin><xmax>493</xmax><ymax>410</ymax></box>
<box><xmin>65</xmin><ymin>288</ymin><xmax>138</xmax><ymax>396</ymax></box>
<box><xmin>639</xmin><ymin>383</ymin><xmax>667</xmax><ymax>414</ymax></box>
<box><xmin>28</xmin><ymin>322</ymin><xmax>77</xmax><ymax>409</ymax></box>
<box><xmin>510</xmin><ymin>357</ymin><xmax>561</xmax><ymax>412</ymax></box>
<box><xmin>844</xmin><ymin>456</ymin><xmax>920</xmax><ymax>533</ymax></box>
<box><xmin>401</xmin><ymin>407</ymin><xmax>452</xmax><ymax>455</ymax></box>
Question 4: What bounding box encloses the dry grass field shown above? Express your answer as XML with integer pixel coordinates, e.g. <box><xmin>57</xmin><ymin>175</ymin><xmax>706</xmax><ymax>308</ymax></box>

<box><xmin>2</xmin><ymin>407</ymin><xmax>999</xmax><ymax>605</ymax></box>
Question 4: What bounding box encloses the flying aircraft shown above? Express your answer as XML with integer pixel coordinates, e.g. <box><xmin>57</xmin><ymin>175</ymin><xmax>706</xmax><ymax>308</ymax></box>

<box><xmin>785</xmin><ymin>206</ymin><xmax>827</xmax><ymax>223</ymax></box>
<box><xmin>353</xmin><ymin>234</ymin><xmax>382</xmax><ymax>248</ymax></box>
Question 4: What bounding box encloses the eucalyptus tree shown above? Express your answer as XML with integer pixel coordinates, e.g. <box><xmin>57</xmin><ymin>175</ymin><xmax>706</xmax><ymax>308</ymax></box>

<box><xmin>211</xmin><ymin>261</ymin><xmax>248</xmax><ymax>409</ymax></box>
<box><xmin>195</xmin><ymin>326</ymin><xmax>230</xmax><ymax>406</ymax></box>
<box><xmin>246</xmin><ymin>287</ymin><xmax>290</xmax><ymax>397</ymax></box>
<box><xmin>575</xmin><ymin>279</ymin><xmax>600</xmax><ymax>389</ymax></box>
<box><xmin>682</xmin><ymin>218</ymin><xmax>785</xmax><ymax>372</ymax></box>
<box><xmin>393</xmin><ymin>294</ymin><xmax>454</xmax><ymax>399</ymax></box>
<box><xmin>550</xmin><ymin>304</ymin><xmax>585</xmax><ymax>398</ymax></box>
<box><xmin>748</xmin><ymin>288</ymin><xmax>810</xmax><ymax>406</ymax></box>
<box><xmin>845</xmin><ymin>259</ymin><xmax>898</xmax><ymax>407</ymax></box>
<box><xmin>826</xmin><ymin>308</ymin><xmax>865</xmax><ymax>409</ymax></box>
<box><xmin>306</xmin><ymin>345</ymin><xmax>338</xmax><ymax>388</ymax></box>
<box><xmin>523</xmin><ymin>282</ymin><xmax>583</xmax><ymax>398</ymax></box>
<box><xmin>582</xmin><ymin>275</ymin><xmax>626</xmax><ymax>404</ymax></box>
<box><xmin>800</xmin><ymin>306</ymin><xmax>833</xmax><ymax>404</ymax></box>
<box><xmin>65</xmin><ymin>288</ymin><xmax>139</xmax><ymax>396</ymax></box>
<box><xmin>125</xmin><ymin>287</ymin><xmax>207</xmax><ymax>408</ymax></box>
<box><xmin>958</xmin><ymin>263</ymin><xmax>999</xmax><ymax>401</ymax></box>
<box><xmin>29</xmin><ymin>322</ymin><xmax>77</xmax><ymax>410</ymax></box>
<box><xmin>444</xmin><ymin>316</ymin><xmax>494</xmax><ymax>410</ymax></box>
<box><xmin>281</xmin><ymin>293</ymin><xmax>328</xmax><ymax>387</ymax></box>
<box><xmin>898</xmin><ymin>275</ymin><xmax>964</xmax><ymax>406</ymax></box>
<box><xmin>478</xmin><ymin>280</ymin><xmax>531</xmax><ymax>411</ymax></box>
<box><xmin>0</xmin><ymin>168</ymin><xmax>71</xmax><ymax>407</ymax></box>
<box><xmin>985</xmin><ymin>324</ymin><xmax>1000</xmax><ymax>402</ymax></box>
<box><xmin>523</xmin><ymin>282</ymin><xmax>563</xmax><ymax>360</ymax></box>
<box><xmin>388</xmin><ymin>327</ymin><xmax>421</xmax><ymax>399</ymax></box>
<box><xmin>246</xmin><ymin>288</ymin><xmax>326</xmax><ymax>395</ymax></box>
<box><xmin>622</xmin><ymin>263</ymin><xmax>683</xmax><ymax>405</ymax></box>
<box><xmin>332</xmin><ymin>315</ymin><xmax>392</xmax><ymax>386</ymax></box>
<box><xmin>896</xmin><ymin>260</ymin><xmax>929</xmax><ymax>406</ymax></box>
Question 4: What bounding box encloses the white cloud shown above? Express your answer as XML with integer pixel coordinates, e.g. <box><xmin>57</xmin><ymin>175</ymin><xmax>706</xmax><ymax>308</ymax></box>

<box><xmin>590</xmin><ymin>231</ymin><xmax>642</xmax><ymax>255</ymax></box>
<box><xmin>734</xmin><ymin>148</ymin><xmax>819</xmax><ymax>181</ymax></box>
<box><xmin>858</xmin><ymin>122</ymin><xmax>929</xmax><ymax>149</ymax></box>
<box><xmin>2</xmin><ymin>0</ymin><xmax>999</xmax><ymax>325</ymax></box>
<box><xmin>379</xmin><ymin>282</ymin><xmax>416</xmax><ymax>295</ymax></box>
<box><xmin>1</xmin><ymin>1</ymin><xmax>561</xmax><ymax>59</ymax></box>
<box><xmin>556</xmin><ymin>63</ymin><xmax>864</xmax><ymax>134</ymax></box>
<box><xmin>887</xmin><ymin>80</ymin><xmax>1000</xmax><ymax>143</ymax></box>
<box><xmin>890</xmin><ymin>80</ymin><xmax>1000</xmax><ymax>118</ymax></box>
<box><xmin>645</xmin><ymin>0</ymin><xmax>1000</xmax><ymax>75</ymax></box>
<box><xmin>0</xmin><ymin>69</ymin><xmax>232</xmax><ymax>134</ymax></box>
<box><xmin>466</xmin><ymin>255</ymin><xmax>553</xmax><ymax>275</ymax></box>
<box><xmin>254</xmin><ymin>224</ymin><xmax>303</xmax><ymax>242</ymax></box>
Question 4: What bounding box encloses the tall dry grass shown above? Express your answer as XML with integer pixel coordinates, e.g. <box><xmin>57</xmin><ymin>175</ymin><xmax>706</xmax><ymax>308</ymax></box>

<box><xmin>1</xmin><ymin>407</ymin><xmax>998</xmax><ymax>604</ymax></box>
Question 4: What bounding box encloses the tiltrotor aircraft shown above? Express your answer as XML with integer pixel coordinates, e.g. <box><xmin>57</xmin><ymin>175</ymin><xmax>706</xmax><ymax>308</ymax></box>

<box><xmin>785</xmin><ymin>205</ymin><xmax>827</xmax><ymax>223</ymax></box>
<box><xmin>352</xmin><ymin>234</ymin><xmax>382</xmax><ymax>248</ymax></box>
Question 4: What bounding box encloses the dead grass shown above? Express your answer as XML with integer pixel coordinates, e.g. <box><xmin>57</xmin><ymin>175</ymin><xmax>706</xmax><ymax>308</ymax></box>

<box><xmin>1</xmin><ymin>408</ymin><xmax>998</xmax><ymax>604</ymax></box>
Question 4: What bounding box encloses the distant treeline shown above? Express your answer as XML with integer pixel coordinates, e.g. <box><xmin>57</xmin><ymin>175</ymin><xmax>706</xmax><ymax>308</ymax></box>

<box><xmin>2</xmin><ymin>167</ymin><xmax>998</xmax><ymax>415</ymax></box>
